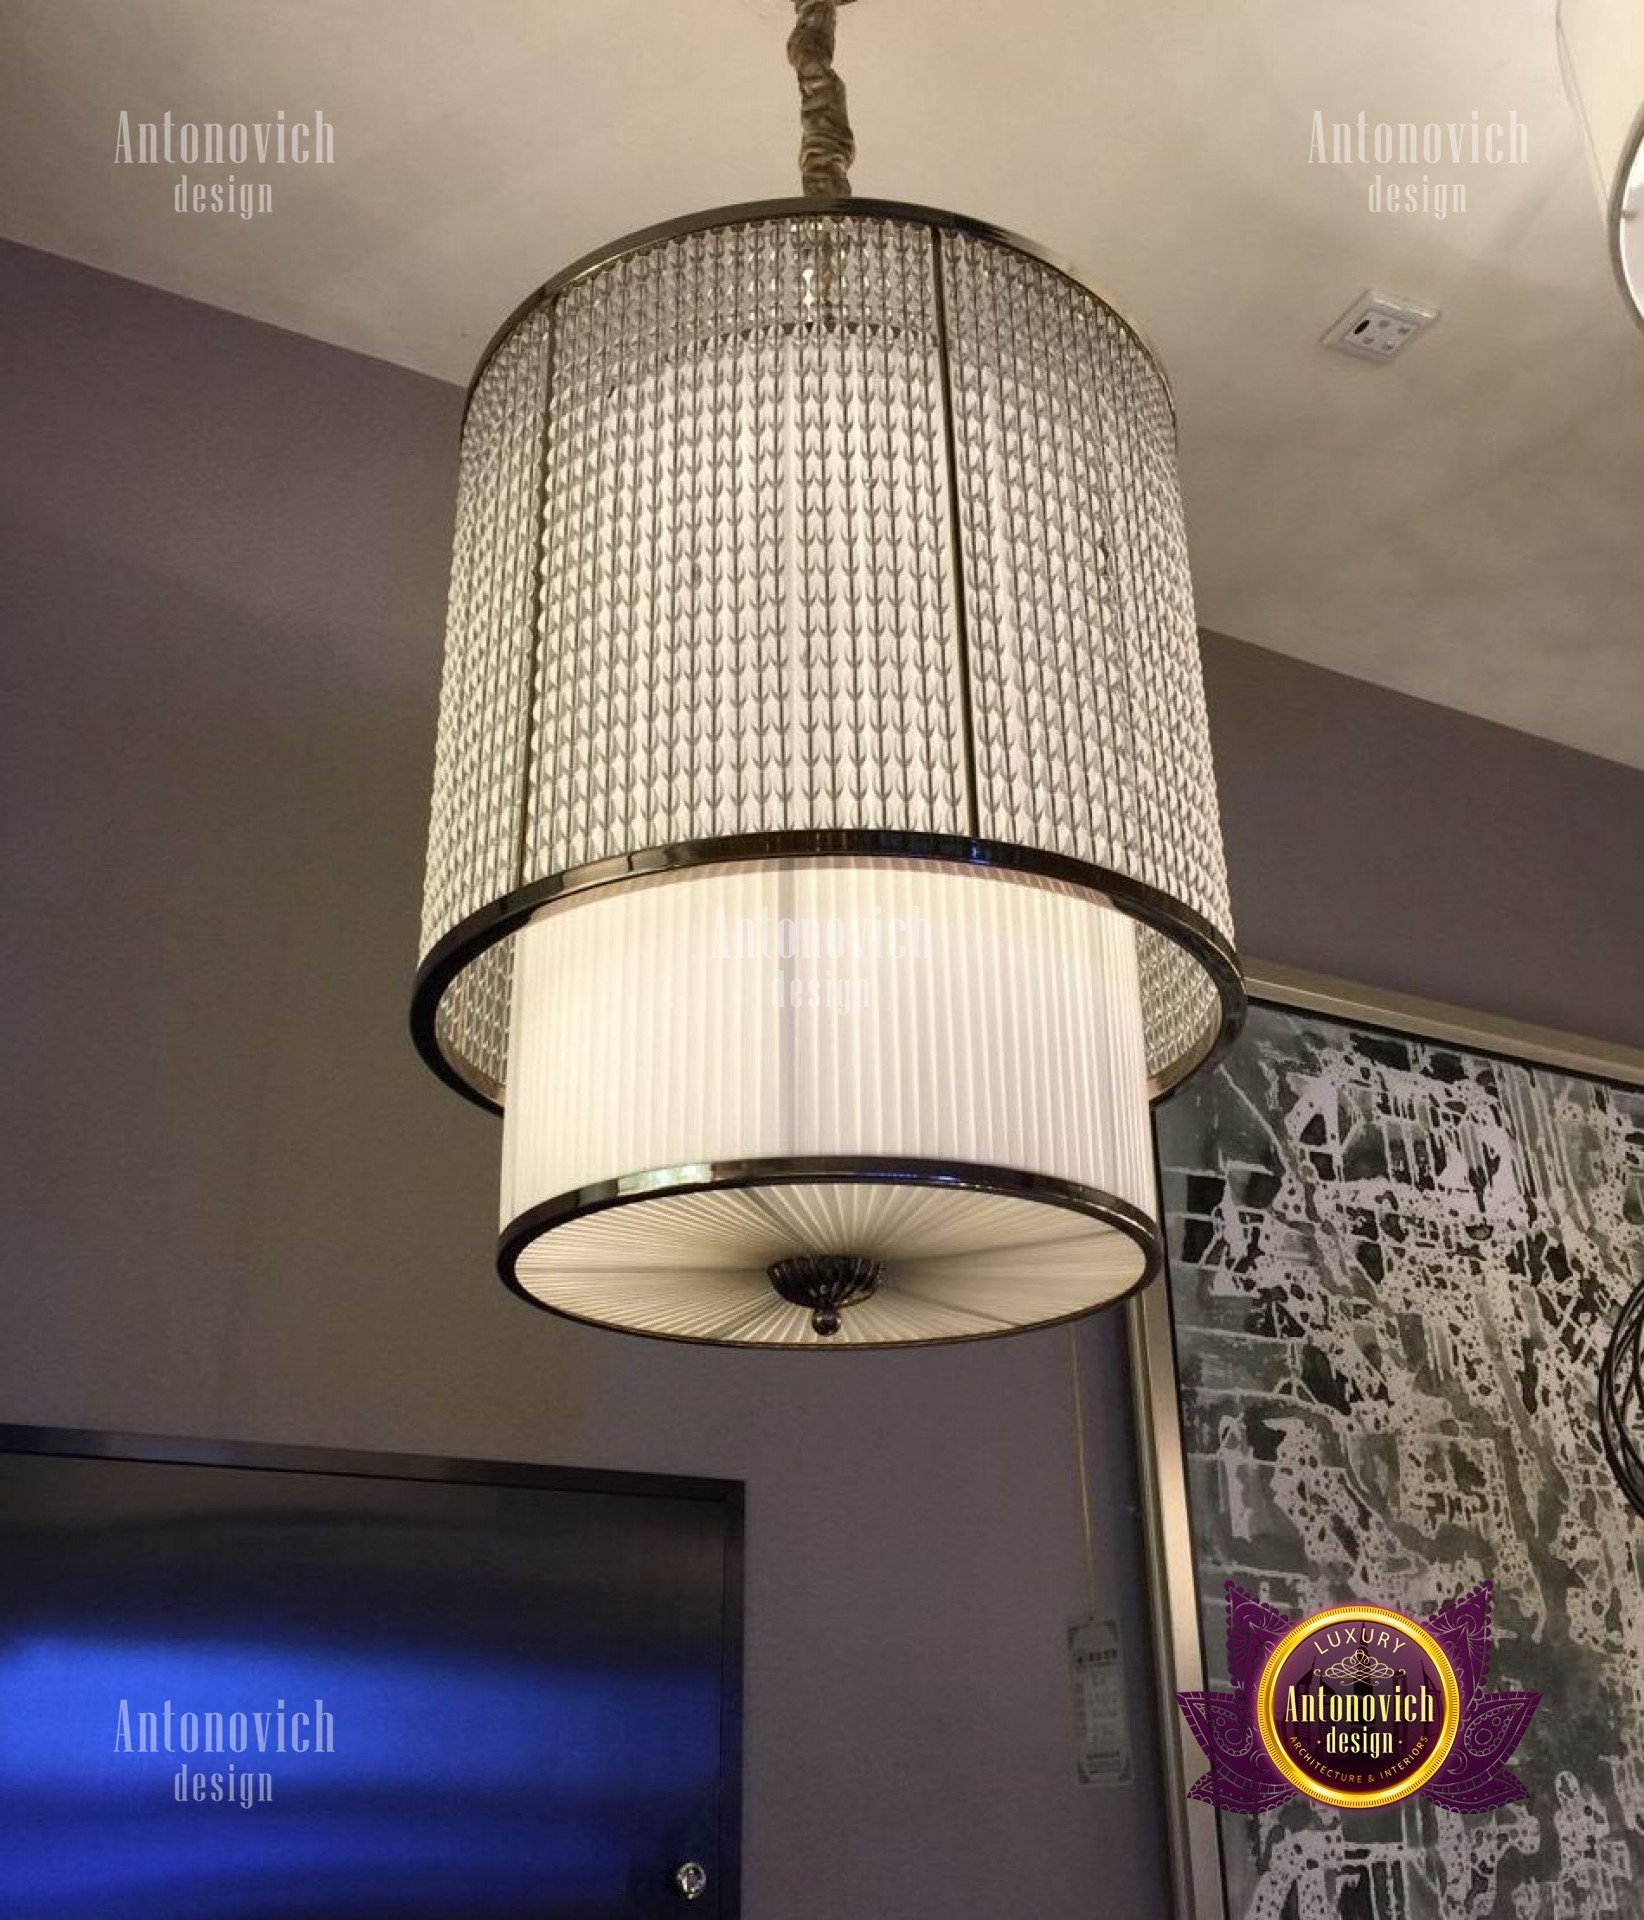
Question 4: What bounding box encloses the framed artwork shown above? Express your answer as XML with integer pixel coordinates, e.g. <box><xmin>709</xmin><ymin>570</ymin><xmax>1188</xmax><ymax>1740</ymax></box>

<box><xmin>1130</xmin><ymin>963</ymin><xmax>1644</xmax><ymax>1920</ymax></box>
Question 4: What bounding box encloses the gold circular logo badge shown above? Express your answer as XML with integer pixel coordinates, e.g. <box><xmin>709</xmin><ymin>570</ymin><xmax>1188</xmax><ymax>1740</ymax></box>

<box><xmin>1254</xmin><ymin>1604</ymin><xmax>1462</xmax><ymax>1810</ymax></box>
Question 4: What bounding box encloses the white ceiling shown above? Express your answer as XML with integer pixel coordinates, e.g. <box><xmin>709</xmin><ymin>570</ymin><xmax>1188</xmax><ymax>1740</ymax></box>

<box><xmin>4</xmin><ymin>0</ymin><xmax>1643</xmax><ymax>767</ymax></box>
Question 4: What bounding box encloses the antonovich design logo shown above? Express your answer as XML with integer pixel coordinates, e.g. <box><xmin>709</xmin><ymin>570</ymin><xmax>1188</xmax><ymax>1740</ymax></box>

<box><xmin>113</xmin><ymin>108</ymin><xmax>333</xmax><ymax>221</ymax></box>
<box><xmin>1179</xmin><ymin>1581</ymin><xmax>1539</xmax><ymax>1813</ymax></box>
<box><xmin>114</xmin><ymin>1695</ymin><xmax>334</xmax><ymax>1808</ymax></box>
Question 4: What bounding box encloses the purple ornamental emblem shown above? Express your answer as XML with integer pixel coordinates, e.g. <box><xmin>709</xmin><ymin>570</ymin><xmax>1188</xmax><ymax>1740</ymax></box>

<box><xmin>1178</xmin><ymin>1580</ymin><xmax>1539</xmax><ymax>1813</ymax></box>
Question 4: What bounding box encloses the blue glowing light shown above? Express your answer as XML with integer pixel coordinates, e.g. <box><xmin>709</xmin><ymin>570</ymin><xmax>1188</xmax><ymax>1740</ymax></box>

<box><xmin>0</xmin><ymin>1634</ymin><xmax>720</xmax><ymax>1918</ymax></box>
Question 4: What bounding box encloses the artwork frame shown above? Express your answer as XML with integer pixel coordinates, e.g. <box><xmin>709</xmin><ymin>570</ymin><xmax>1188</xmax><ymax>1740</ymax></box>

<box><xmin>1128</xmin><ymin>960</ymin><xmax>1644</xmax><ymax>1920</ymax></box>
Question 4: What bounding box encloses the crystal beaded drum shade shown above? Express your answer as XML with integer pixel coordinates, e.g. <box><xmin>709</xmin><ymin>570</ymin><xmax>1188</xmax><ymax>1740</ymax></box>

<box><xmin>413</xmin><ymin>197</ymin><xmax>1244</xmax><ymax>1344</ymax></box>
<box><xmin>416</xmin><ymin>201</ymin><xmax>1239</xmax><ymax>1097</ymax></box>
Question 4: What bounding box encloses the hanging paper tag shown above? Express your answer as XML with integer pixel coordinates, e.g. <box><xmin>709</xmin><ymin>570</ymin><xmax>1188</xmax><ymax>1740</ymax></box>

<box><xmin>1069</xmin><ymin>1615</ymin><xmax>1131</xmax><ymax>1785</ymax></box>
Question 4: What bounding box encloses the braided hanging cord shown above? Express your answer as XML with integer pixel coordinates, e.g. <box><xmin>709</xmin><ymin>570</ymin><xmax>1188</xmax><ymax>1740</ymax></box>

<box><xmin>788</xmin><ymin>0</ymin><xmax>857</xmax><ymax>198</ymax></box>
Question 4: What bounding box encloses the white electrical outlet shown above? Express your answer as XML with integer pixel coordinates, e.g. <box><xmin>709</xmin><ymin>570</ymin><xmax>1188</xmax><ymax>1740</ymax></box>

<box><xmin>1323</xmin><ymin>291</ymin><xmax>1439</xmax><ymax>363</ymax></box>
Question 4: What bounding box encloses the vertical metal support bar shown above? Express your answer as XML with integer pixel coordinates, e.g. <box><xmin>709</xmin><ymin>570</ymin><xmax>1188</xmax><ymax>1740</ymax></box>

<box><xmin>928</xmin><ymin>229</ymin><xmax>982</xmax><ymax>841</ymax></box>
<box><xmin>1127</xmin><ymin>1276</ymin><xmax>1230</xmax><ymax>1920</ymax></box>
<box><xmin>513</xmin><ymin>303</ymin><xmax>558</xmax><ymax>892</ymax></box>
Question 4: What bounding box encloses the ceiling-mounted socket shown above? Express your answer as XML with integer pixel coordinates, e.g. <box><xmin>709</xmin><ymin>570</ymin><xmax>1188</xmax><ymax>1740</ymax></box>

<box><xmin>1323</xmin><ymin>291</ymin><xmax>1439</xmax><ymax>363</ymax></box>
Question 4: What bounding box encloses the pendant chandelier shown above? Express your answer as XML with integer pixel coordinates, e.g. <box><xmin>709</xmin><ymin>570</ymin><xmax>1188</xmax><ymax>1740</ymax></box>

<box><xmin>1559</xmin><ymin>0</ymin><xmax>1644</xmax><ymax>328</ymax></box>
<box><xmin>412</xmin><ymin>0</ymin><xmax>1244</xmax><ymax>1346</ymax></box>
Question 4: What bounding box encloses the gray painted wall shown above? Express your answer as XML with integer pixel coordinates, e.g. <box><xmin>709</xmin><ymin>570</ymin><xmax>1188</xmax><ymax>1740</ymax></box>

<box><xmin>1201</xmin><ymin>628</ymin><xmax>1644</xmax><ymax>1052</ymax></box>
<box><xmin>2</xmin><ymin>237</ymin><xmax>1640</xmax><ymax>1917</ymax></box>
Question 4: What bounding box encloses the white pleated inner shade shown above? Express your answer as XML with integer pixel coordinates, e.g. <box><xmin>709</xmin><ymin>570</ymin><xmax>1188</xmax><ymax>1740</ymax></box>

<box><xmin>500</xmin><ymin>860</ymin><xmax>1158</xmax><ymax>1345</ymax></box>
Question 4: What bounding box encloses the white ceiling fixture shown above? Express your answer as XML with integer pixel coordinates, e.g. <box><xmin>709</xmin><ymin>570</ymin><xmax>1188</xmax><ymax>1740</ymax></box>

<box><xmin>1323</xmin><ymin>290</ymin><xmax>1440</xmax><ymax>363</ymax></box>
<box><xmin>412</xmin><ymin>0</ymin><xmax>1243</xmax><ymax>1346</ymax></box>
<box><xmin>1558</xmin><ymin>0</ymin><xmax>1644</xmax><ymax>330</ymax></box>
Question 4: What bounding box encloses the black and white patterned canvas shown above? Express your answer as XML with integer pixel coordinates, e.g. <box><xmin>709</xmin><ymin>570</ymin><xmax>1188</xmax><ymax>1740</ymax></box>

<box><xmin>1156</xmin><ymin>1001</ymin><xmax>1644</xmax><ymax>1918</ymax></box>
